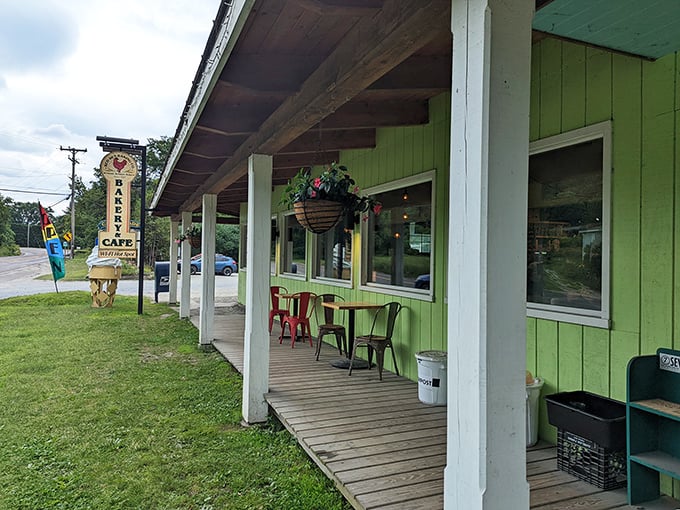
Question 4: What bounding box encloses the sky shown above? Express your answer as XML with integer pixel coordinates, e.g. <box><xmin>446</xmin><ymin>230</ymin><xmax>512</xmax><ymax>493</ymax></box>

<box><xmin>0</xmin><ymin>0</ymin><xmax>218</xmax><ymax>214</ymax></box>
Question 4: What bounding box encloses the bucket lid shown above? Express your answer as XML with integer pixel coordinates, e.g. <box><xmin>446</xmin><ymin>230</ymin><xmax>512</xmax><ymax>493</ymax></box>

<box><xmin>526</xmin><ymin>377</ymin><xmax>544</xmax><ymax>389</ymax></box>
<box><xmin>415</xmin><ymin>350</ymin><xmax>447</xmax><ymax>362</ymax></box>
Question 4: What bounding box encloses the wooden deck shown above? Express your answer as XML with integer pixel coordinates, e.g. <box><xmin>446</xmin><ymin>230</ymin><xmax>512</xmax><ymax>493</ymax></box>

<box><xmin>201</xmin><ymin>308</ymin><xmax>678</xmax><ymax>510</ymax></box>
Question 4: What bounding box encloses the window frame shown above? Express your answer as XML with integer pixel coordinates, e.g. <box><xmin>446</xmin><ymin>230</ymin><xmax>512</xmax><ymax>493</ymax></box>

<box><xmin>526</xmin><ymin>121</ymin><xmax>611</xmax><ymax>329</ymax></box>
<box><xmin>280</xmin><ymin>211</ymin><xmax>307</xmax><ymax>281</ymax></box>
<box><xmin>239</xmin><ymin>223</ymin><xmax>247</xmax><ymax>273</ymax></box>
<box><xmin>359</xmin><ymin>170</ymin><xmax>435</xmax><ymax>302</ymax></box>
<box><xmin>310</xmin><ymin>222</ymin><xmax>353</xmax><ymax>289</ymax></box>
<box><xmin>271</xmin><ymin>214</ymin><xmax>278</xmax><ymax>276</ymax></box>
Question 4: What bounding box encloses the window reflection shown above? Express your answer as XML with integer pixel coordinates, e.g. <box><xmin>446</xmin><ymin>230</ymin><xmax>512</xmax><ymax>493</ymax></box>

<box><xmin>528</xmin><ymin>139</ymin><xmax>603</xmax><ymax>312</ymax></box>
<box><xmin>365</xmin><ymin>180</ymin><xmax>432</xmax><ymax>291</ymax></box>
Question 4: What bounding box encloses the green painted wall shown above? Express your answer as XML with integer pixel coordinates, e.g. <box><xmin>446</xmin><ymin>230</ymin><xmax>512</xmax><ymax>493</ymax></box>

<box><xmin>240</xmin><ymin>94</ymin><xmax>451</xmax><ymax>383</ymax></box>
<box><xmin>239</xmin><ymin>42</ymin><xmax>680</xmax><ymax>469</ymax></box>
<box><xmin>529</xmin><ymin>38</ymin><xmax>680</xmax><ymax>465</ymax></box>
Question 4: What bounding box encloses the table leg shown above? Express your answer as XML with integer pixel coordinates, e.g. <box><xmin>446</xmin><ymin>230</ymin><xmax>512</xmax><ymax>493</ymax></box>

<box><xmin>330</xmin><ymin>310</ymin><xmax>369</xmax><ymax>369</ymax></box>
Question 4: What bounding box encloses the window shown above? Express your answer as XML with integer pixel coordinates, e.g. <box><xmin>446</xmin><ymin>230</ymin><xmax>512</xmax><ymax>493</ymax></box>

<box><xmin>282</xmin><ymin>213</ymin><xmax>306</xmax><ymax>276</ymax></box>
<box><xmin>527</xmin><ymin>122</ymin><xmax>611</xmax><ymax>328</ymax></box>
<box><xmin>271</xmin><ymin>216</ymin><xmax>278</xmax><ymax>275</ymax></box>
<box><xmin>361</xmin><ymin>172</ymin><xmax>434</xmax><ymax>298</ymax></box>
<box><xmin>313</xmin><ymin>221</ymin><xmax>352</xmax><ymax>283</ymax></box>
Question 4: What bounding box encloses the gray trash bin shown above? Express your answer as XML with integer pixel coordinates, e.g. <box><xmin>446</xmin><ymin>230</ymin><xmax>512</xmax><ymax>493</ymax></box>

<box><xmin>526</xmin><ymin>377</ymin><xmax>544</xmax><ymax>447</ymax></box>
<box><xmin>415</xmin><ymin>350</ymin><xmax>447</xmax><ymax>406</ymax></box>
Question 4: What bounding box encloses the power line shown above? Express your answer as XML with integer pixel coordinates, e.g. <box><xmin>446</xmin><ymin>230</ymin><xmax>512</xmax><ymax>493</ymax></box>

<box><xmin>60</xmin><ymin>145</ymin><xmax>87</xmax><ymax>259</ymax></box>
<box><xmin>0</xmin><ymin>187</ymin><xmax>68</xmax><ymax>196</ymax></box>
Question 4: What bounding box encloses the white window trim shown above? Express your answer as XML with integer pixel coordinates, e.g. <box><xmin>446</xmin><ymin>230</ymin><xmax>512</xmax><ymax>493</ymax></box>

<box><xmin>359</xmin><ymin>170</ymin><xmax>436</xmax><ymax>302</ymax></box>
<box><xmin>526</xmin><ymin>121</ymin><xmax>611</xmax><ymax>329</ymax></box>
<box><xmin>280</xmin><ymin>211</ymin><xmax>307</xmax><ymax>280</ymax></box>
<box><xmin>309</xmin><ymin>224</ymin><xmax>353</xmax><ymax>288</ymax></box>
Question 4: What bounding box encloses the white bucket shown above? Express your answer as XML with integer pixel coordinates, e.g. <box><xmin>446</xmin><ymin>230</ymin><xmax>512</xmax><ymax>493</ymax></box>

<box><xmin>415</xmin><ymin>350</ymin><xmax>447</xmax><ymax>406</ymax></box>
<box><xmin>526</xmin><ymin>377</ymin><xmax>544</xmax><ymax>447</ymax></box>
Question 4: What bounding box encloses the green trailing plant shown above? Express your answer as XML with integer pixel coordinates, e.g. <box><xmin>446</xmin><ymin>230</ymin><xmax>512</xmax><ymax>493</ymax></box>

<box><xmin>176</xmin><ymin>225</ymin><xmax>201</xmax><ymax>243</ymax></box>
<box><xmin>280</xmin><ymin>163</ymin><xmax>382</xmax><ymax>216</ymax></box>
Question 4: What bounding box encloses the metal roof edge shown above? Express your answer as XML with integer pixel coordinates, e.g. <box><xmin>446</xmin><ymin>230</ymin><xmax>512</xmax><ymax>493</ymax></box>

<box><xmin>151</xmin><ymin>0</ymin><xmax>256</xmax><ymax>213</ymax></box>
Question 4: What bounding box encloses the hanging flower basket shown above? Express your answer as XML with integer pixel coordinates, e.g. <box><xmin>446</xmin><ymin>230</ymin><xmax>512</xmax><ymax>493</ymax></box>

<box><xmin>294</xmin><ymin>200</ymin><xmax>344</xmax><ymax>234</ymax></box>
<box><xmin>176</xmin><ymin>226</ymin><xmax>201</xmax><ymax>248</ymax></box>
<box><xmin>281</xmin><ymin>163</ymin><xmax>382</xmax><ymax>234</ymax></box>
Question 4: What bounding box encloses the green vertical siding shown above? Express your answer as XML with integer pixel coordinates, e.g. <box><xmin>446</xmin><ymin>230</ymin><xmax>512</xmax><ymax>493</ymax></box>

<box><xmin>641</xmin><ymin>57</ymin><xmax>675</xmax><ymax>355</ymax></box>
<box><xmin>254</xmin><ymin>93</ymin><xmax>451</xmax><ymax>382</ymax></box>
<box><xmin>238</xmin><ymin>39</ymin><xmax>680</xmax><ymax>458</ymax></box>
<box><xmin>611</xmin><ymin>54</ymin><xmax>642</xmax><ymax>335</ymax></box>
<box><xmin>530</xmin><ymin>38</ymin><xmax>680</xmax><ymax>458</ymax></box>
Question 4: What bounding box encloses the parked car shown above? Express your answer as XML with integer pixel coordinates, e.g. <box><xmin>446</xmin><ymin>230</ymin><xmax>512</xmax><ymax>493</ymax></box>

<box><xmin>414</xmin><ymin>274</ymin><xmax>430</xmax><ymax>290</ymax></box>
<box><xmin>178</xmin><ymin>253</ymin><xmax>238</xmax><ymax>276</ymax></box>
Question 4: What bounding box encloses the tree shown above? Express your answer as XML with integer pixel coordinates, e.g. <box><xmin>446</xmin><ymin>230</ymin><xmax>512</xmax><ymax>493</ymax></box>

<box><xmin>141</xmin><ymin>137</ymin><xmax>172</xmax><ymax>265</ymax></box>
<box><xmin>9</xmin><ymin>200</ymin><xmax>44</xmax><ymax>247</ymax></box>
<box><xmin>216</xmin><ymin>224</ymin><xmax>240</xmax><ymax>259</ymax></box>
<box><xmin>0</xmin><ymin>194</ymin><xmax>20</xmax><ymax>256</ymax></box>
<box><xmin>63</xmin><ymin>136</ymin><xmax>173</xmax><ymax>264</ymax></box>
<box><xmin>64</xmin><ymin>170</ymin><xmax>106</xmax><ymax>250</ymax></box>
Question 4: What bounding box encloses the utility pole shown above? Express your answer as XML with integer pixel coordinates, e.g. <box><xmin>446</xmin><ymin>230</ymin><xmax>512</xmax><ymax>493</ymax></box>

<box><xmin>60</xmin><ymin>145</ymin><xmax>87</xmax><ymax>259</ymax></box>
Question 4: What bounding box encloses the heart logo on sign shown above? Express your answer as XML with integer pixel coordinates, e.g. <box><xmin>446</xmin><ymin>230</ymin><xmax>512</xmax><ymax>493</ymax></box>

<box><xmin>113</xmin><ymin>157</ymin><xmax>128</xmax><ymax>171</ymax></box>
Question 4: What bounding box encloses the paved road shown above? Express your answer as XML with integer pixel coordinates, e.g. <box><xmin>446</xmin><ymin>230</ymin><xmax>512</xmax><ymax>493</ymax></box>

<box><xmin>0</xmin><ymin>248</ymin><xmax>239</xmax><ymax>308</ymax></box>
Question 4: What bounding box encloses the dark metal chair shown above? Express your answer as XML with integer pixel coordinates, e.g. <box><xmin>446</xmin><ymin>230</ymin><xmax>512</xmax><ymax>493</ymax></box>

<box><xmin>349</xmin><ymin>302</ymin><xmax>403</xmax><ymax>380</ymax></box>
<box><xmin>313</xmin><ymin>294</ymin><xmax>347</xmax><ymax>361</ymax></box>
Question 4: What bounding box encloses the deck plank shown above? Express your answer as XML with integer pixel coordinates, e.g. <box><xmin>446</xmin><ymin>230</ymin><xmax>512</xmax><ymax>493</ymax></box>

<box><xmin>206</xmin><ymin>311</ymin><xmax>678</xmax><ymax>510</ymax></box>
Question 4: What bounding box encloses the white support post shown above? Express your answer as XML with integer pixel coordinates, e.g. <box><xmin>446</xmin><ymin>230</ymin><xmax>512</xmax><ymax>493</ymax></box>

<box><xmin>199</xmin><ymin>194</ymin><xmax>217</xmax><ymax>346</ymax></box>
<box><xmin>445</xmin><ymin>1</ymin><xmax>533</xmax><ymax>509</ymax></box>
<box><xmin>179</xmin><ymin>211</ymin><xmax>192</xmax><ymax>318</ymax></box>
<box><xmin>242</xmin><ymin>153</ymin><xmax>272</xmax><ymax>424</ymax></box>
<box><xmin>169</xmin><ymin>220</ymin><xmax>179</xmax><ymax>304</ymax></box>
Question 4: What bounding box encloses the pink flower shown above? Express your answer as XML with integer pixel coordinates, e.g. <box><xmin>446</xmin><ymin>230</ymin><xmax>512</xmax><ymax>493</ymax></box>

<box><xmin>313</xmin><ymin>177</ymin><xmax>321</xmax><ymax>188</ymax></box>
<box><xmin>373</xmin><ymin>204</ymin><xmax>383</xmax><ymax>215</ymax></box>
<box><xmin>310</xmin><ymin>190</ymin><xmax>317</xmax><ymax>198</ymax></box>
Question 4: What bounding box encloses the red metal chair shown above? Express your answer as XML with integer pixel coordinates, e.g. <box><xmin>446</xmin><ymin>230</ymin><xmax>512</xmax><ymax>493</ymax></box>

<box><xmin>269</xmin><ymin>285</ymin><xmax>289</xmax><ymax>334</ymax></box>
<box><xmin>279</xmin><ymin>291</ymin><xmax>316</xmax><ymax>348</ymax></box>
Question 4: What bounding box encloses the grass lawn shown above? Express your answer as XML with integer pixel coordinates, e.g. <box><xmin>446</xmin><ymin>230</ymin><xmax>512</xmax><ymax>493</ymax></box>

<box><xmin>38</xmin><ymin>253</ymin><xmax>149</xmax><ymax>282</ymax></box>
<box><xmin>0</xmin><ymin>292</ymin><xmax>350</xmax><ymax>510</ymax></box>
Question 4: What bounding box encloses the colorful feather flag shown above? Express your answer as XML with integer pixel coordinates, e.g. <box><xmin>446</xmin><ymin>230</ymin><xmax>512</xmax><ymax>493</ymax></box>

<box><xmin>38</xmin><ymin>203</ymin><xmax>66</xmax><ymax>284</ymax></box>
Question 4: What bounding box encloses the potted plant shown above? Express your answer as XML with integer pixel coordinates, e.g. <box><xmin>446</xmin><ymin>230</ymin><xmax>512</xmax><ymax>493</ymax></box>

<box><xmin>280</xmin><ymin>163</ymin><xmax>382</xmax><ymax>233</ymax></box>
<box><xmin>176</xmin><ymin>226</ymin><xmax>201</xmax><ymax>248</ymax></box>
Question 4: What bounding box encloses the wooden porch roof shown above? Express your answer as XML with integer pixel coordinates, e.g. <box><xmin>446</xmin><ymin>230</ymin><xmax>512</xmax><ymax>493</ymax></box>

<box><xmin>151</xmin><ymin>0</ymin><xmax>680</xmax><ymax>219</ymax></box>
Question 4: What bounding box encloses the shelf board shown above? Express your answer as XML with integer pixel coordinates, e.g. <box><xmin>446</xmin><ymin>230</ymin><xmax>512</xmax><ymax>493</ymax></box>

<box><xmin>631</xmin><ymin>399</ymin><xmax>680</xmax><ymax>421</ymax></box>
<box><xmin>628</xmin><ymin>495</ymin><xmax>680</xmax><ymax>509</ymax></box>
<box><xmin>630</xmin><ymin>450</ymin><xmax>680</xmax><ymax>479</ymax></box>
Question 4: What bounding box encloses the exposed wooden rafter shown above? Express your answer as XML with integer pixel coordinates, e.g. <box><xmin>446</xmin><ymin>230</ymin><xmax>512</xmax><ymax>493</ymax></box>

<box><xmin>179</xmin><ymin>0</ymin><xmax>451</xmax><ymax>212</ymax></box>
<box><xmin>293</xmin><ymin>0</ymin><xmax>384</xmax><ymax>16</ymax></box>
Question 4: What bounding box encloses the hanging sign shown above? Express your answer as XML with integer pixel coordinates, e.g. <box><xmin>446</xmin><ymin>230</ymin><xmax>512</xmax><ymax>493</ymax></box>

<box><xmin>98</xmin><ymin>151</ymin><xmax>138</xmax><ymax>259</ymax></box>
<box><xmin>659</xmin><ymin>349</ymin><xmax>680</xmax><ymax>374</ymax></box>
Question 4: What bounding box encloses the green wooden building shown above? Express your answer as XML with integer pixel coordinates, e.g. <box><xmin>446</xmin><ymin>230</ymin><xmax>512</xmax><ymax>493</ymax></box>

<box><xmin>153</xmin><ymin>1</ymin><xmax>680</xmax><ymax>507</ymax></box>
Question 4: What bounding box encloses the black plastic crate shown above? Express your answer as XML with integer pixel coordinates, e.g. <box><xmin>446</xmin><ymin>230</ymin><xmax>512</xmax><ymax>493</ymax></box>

<box><xmin>545</xmin><ymin>391</ymin><xmax>626</xmax><ymax>450</ymax></box>
<box><xmin>556</xmin><ymin>429</ymin><xmax>627</xmax><ymax>490</ymax></box>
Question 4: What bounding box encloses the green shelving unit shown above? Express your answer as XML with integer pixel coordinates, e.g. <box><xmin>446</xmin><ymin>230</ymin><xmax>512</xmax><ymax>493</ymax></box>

<box><xmin>627</xmin><ymin>348</ymin><xmax>680</xmax><ymax>505</ymax></box>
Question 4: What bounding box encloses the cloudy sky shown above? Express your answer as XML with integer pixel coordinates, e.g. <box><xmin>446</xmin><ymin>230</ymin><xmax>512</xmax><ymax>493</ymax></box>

<box><xmin>0</xmin><ymin>0</ymin><xmax>217</xmax><ymax>214</ymax></box>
